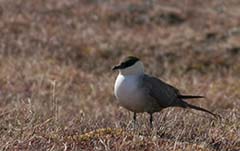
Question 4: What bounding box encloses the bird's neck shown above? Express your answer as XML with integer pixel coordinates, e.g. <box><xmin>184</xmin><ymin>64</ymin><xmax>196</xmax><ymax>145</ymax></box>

<box><xmin>119</xmin><ymin>69</ymin><xmax>144</xmax><ymax>76</ymax></box>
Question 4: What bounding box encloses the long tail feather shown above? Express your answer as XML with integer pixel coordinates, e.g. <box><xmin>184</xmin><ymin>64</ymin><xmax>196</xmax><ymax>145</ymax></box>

<box><xmin>186</xmin><ymin>103</ymin><xmax>218</xmax><ymax>118</ymax></box>
<box><xmin>176</xmin><ymin>99</ymin><xmax>219</xmax><ymax>118</ymax></box>
<box><xmin>178</xmin><ymin>95</ymin><xmax>204</xmax><ymax>99</ymax></box>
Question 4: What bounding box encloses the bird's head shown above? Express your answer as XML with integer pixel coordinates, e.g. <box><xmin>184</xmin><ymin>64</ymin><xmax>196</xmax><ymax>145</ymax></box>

<box><xmin>112</xmin><ymin>56</ymin><xmax>144</xmax><ymax>75</ymax></box>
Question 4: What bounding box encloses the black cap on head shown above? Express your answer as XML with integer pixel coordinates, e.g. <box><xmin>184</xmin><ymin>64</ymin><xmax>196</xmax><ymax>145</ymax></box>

<box><xmin>112</xmin><ymin>56</ymin><xmax>140</xmax><ymax>70</ymax></box>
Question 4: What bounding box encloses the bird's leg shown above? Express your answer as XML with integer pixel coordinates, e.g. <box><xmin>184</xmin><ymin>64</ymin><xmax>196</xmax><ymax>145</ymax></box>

<box><xmin>133</xmin><ymin>112</ymin><xmax>137</xmax><ymax>128</ymax></box>
<box><xmin>149</xmin><ymin>113</ymin><xmax>153</xmax><ymax>128</ymax></box>
<box><xmin>133</xmin><ymin>112</ymin><xmax>137</xmax><ymax>122</ymax></box>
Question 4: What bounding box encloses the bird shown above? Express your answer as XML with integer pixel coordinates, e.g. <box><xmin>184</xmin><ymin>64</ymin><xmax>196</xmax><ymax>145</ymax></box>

<box><xmin>112</xmin><ymin>56</ymin><xmax>218</xmax><ymax>128</ymax></box>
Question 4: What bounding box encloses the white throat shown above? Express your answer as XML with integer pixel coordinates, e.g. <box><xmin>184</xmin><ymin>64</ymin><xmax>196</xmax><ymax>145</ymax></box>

<box><xmin>119</xmin><ymin>61</ymin><xmax>144</xmax><ymax>76</ymax></box>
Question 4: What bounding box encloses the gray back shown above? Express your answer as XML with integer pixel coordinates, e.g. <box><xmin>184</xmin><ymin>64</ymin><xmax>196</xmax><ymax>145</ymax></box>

<box><xmin>140</xmin><ymin>74</ymin><xmax>179</xmax><ymax>108</ymax></box>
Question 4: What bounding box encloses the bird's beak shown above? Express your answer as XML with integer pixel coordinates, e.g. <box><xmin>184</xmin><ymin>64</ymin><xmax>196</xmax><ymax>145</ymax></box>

<box><xmin>112</xmin><ymin>65</ymin><xmax>121</xmax><ymax>71</ymax></box>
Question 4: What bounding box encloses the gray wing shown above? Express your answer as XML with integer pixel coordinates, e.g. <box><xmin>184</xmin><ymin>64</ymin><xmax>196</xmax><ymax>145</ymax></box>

<box><xmin>141</xmin><ymin>74</ymin><xmax>179</xmax><ymax>108</ymax></box>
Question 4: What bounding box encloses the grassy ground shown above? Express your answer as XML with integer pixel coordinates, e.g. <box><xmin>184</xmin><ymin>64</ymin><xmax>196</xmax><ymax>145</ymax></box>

<box><xmin>0</xmin><ymin>0</ymin><xmax>240</xmax><ymax>150</ymax></box>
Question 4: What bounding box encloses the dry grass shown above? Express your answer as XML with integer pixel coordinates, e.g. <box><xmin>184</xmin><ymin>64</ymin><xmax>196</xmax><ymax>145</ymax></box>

<box><xmin>0</xmin><ymin>0</ymin><xmax>240</xmax><ymax>150</ymax></box>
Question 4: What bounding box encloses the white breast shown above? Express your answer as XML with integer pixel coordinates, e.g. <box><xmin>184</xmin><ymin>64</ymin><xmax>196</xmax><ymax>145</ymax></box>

<box><xmin>114</xmin><ymin>74</ymin><xmax>146</xmax><ymax>113</ymax></box>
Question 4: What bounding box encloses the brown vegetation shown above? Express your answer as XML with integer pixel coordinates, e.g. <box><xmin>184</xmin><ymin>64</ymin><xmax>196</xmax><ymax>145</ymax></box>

<box><xmin>0</xmin><ymin>0</ymin><xmax>239</xmax><ymax>150</ymax></box>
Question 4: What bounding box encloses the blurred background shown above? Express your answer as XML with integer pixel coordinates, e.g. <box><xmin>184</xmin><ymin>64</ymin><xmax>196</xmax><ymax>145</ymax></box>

<box><xmin>0</xmin><ymin>0</ymin><xmax>239</xmax><ymax>150</ymax></box>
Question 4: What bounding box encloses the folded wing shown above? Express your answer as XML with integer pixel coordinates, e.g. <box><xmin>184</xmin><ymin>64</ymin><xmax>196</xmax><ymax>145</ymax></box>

<box><xmin>141</xmin><ymin>74</ymin><xmax>179</xmax><ymax>107</ymax></box>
